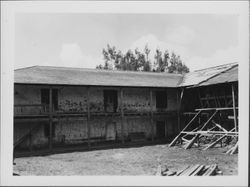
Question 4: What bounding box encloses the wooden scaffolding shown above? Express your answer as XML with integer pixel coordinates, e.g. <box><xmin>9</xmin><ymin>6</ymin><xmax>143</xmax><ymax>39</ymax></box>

<box><xmin>169</xmin><ymin>83</ymin><xmax>238</xmax><ymax>154</ymax></box>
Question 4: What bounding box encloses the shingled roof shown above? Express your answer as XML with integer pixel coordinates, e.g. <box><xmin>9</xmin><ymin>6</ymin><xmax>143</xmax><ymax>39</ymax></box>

<box><xmin>178</xmin><ymin>62</ymin><xmax>238</xmax><ymax>87</ymax></box>
<box><xmin>14</xmin><ymin>66</ymin><xmax>183</xmax><ymax>88</ymax></box>
<box><xmin>14</xmin><ymin>63</ymin><xmax>238</xmax><ymax>88</ymax></box>
<box><xmin>198</xmin><ymin>65</ymin><xmax>238</xmax><ymax>87</ymax></box>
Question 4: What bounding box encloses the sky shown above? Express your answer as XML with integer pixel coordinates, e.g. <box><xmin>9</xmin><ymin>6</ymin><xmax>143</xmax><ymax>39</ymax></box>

<box><xmin>15</xmin><ymin>13</ymin><xmax>239</xmax><ymax>71</ymax></box>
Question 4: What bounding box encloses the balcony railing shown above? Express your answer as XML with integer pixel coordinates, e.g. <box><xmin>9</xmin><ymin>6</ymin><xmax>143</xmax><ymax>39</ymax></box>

<box><xmin>14</xmin><ymin>104</ymin><xmax>49</xmax><ymax>117</ymax></box>
<box><xmin>14</xmin><ymin>104</ymin><xmax>178</xmax><ymax>118</ymax></box>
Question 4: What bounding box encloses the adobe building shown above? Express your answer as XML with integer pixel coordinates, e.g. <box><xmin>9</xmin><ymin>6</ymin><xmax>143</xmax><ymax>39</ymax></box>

<box><xmin>13</xmin><ymin>63</ymin><xmax>238</xmax><ymax>156</ymax></box>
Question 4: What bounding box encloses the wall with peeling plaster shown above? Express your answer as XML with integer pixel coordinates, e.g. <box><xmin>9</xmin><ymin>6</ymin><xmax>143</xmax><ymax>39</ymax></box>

<box><xmin>14</xmin><ymin>85</ymin><xmax>179</xmax><ymax>149</ymax></box>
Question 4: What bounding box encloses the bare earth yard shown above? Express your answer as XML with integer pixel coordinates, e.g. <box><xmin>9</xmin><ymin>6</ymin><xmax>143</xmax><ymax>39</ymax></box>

<box><xmin>14</xmin><ymin>144</ymin><xmax>237</xmax><ymax>175</ymax></box>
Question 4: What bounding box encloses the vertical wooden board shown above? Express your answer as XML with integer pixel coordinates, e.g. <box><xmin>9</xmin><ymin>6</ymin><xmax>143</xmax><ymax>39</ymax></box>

<box><xmin>87</xmin><ymin>87</ymin><xmax>91</xmax><ymax>147</ymax></box>
<box><xmin>120</xmin><ymin>88</ymin><xmax>125</xmax><ymax>143</ymax></box>
<box><xmin>49</xmin><ymin>87</ymin><xmax>53</xmax><ymax>150</ymax></box>
<box><xmin>231</xmin><ymin>84</ymin><xmax>238</xmax><ymax>132</ymax></box>
<box><xmin>150</xmin><ymin>89</ymin><xmax>154</xmax><ymax>141</ymax></box>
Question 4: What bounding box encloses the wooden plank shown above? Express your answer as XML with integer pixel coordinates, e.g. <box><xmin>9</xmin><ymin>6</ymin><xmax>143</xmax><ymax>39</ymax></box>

<box><xmin>195</xmin><ymin>107</ymin><xmax>238</xmax><ymax>111</ymax></box>
<box><xmin>203</xmin><ymin>128</ymin><xmax>235</xmax><ymax>150</ymax></box>
<box><xmin>150</xmin><ymin>89</ymin><xmax>154</xmax><ymax>141</ymax></box>
<box><xmin>230</xmin><ymin>142</ymin><xmax>238</xmax><ymax>155</ymax></box>
<box><xmin>49</xmin><ymin>87</ymin><xmax>53</xmax><ymax>150</ymax></box>
<box><xmin>203</xmin><ymin>164</ymin><xmax>217</xmax><ymax>176</ymax></box>
<box><xmin>190</xmin><ymin>165</ymin><xmax>205</xmax><ymax>176</ymax></box>
<box><xmin>120</xmin><ymin>88</ymin><xmax>125</xmax><ymax>144</ymax></box>
<box><xmin>28</xmin><ymin>125</ymin><xmax>32</xmax><ymax>152</ymax></box>
<box><xmin>176</xmin><ymin>165</ymin><xmax>190</xmax><ymax>176</ymax></box>
<box><xmin>182</xmin><ymin>131</ymin><xmax>238</xmax><ymax>135</ymax></box>
<box><xmin>180</xmin><ymin>164</ymin><xmax>200</xmax><ymax>176</ymax></box>
<box><xmin>169</xmin><ymin>110</ymin><xmax>201</xmax><ymax>147</ymax></box>
<box><xmin>212</xmin><ymin>121</ymin><xmax>228</xmax><ymax>132</ymax></box>
<box><xmin>87</xmin><ymin>87</ymin><xmax>91</xmax><ymax>147</ymax></box>
<box><xmin>184</xmin><ymin>111</ymin><xmax>218</xmax><ymax>149</ymax></box>
<box><xmin>232</xmin><ymin>84</ymin><xmax>238</xmax><ymax>132</ymax></box>
<box><xmin>177</xmin><ymin>88</ymin><xmax>184</xmax><ymax>132</ymax></box>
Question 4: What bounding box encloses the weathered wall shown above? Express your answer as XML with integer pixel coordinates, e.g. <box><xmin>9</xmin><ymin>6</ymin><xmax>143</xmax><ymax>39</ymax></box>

<box><xmin>14</xmin><ymin>85</ymin><xmax>178</xmax><ymax>114</ymax></box>
<box><xmin>14</xmin><ymin>85</ymin><xmax>179</xmax><ymax>149</ymax></box>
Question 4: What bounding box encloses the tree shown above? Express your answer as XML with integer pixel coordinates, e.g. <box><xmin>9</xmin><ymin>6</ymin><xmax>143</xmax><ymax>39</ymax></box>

<box><xmin>168</xmin><ymin>52</ymin><xmax>189</xmax><ymax>74</ymax></box>
<box><xmin>96</xmin><ymin>44</ymin><xmax>189</xmax><ymax>74</ymax></box>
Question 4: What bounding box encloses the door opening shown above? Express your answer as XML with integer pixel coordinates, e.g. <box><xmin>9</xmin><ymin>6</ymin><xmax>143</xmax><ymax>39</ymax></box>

<box><xmin>103</xmin><ymin>90</ymin><xmax>118</xmax><ymax>112</ymax></box>
<box><xmin>41</xmin><ymin>89</ymin><xmax>58</xmax><ymax>111</ymax></box>
<box><xmin>156</xmin><ymin>121</ymin><xmax>166</xmax><ymax>139</ymax></box>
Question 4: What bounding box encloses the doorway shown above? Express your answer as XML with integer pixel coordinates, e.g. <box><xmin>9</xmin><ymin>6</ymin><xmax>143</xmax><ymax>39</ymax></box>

<box><xmin>156</xmin><ymin>121</ymin><xmax>166</xmax><ymax>139</ymax></box>
<box><xmin>103</xmin><ymin>90</ymin><xmax>118</xmax><ymax>112</ymax></box>
<box><xmin>41</xmin><ymin>88</ymin><xmax>58</xmax><ymax>111</ymax></box>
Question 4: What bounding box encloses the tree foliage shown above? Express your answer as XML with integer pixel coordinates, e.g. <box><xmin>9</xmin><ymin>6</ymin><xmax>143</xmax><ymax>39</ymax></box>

<box><xmin>96</xmin><ymin>44</ymin><xmax>189</xmax><ymax>74</ymax></box>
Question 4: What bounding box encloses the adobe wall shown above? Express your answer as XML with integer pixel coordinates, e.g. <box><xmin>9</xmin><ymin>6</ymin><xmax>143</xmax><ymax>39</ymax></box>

<box><xmin>14</xmin><ymin>85</ymin><xmax>179</xmax><ymax>149</ymax></box>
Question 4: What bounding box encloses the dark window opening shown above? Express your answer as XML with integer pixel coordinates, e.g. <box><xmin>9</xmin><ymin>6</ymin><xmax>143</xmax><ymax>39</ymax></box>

<box><xmin>104</xmin><ymin>90</ymin><xmax>118</xmax><ymax>112</ymax></box>
<box><xmin>156</xmin><ymin>91</ymin><xmax>168</xmax><ymax>109</ymax></box>
<box><xmin>156</xmin><ymin>121</ymin><xmax>166</xmax><ymax>139</ymax></box>
<box><xmin>41</xmin><ymin>89</ymin><xmax>58</xmax><ymax>111</ymax></box>
<box><xmin>44</xmin><ymin>123</ymin><xmax>56</xmax><ymax>137</ymax></box>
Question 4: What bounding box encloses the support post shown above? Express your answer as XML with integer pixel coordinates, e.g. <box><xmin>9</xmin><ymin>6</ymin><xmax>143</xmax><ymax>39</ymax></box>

<box><xmin>29</xmin><ymin>125</ymin><xmax>32</xmax><ymax>152</ymax></box>
<box><xmin>150</xmin><ymin>89</ymin><xmax>154</xmax><ymax>141</ymax></box>
<box><xmin>120</xmin><ymin>88</ymin><xmax>125</xmax><ymax>144</ymax></box>
<box><xmin>87</xmin><ymin>87</ymin><xmax>91</xmax><ymax>147</ymax></box>
<box><xmin>177</xmin><ymin>88</ymin><xmax>184</xmax><ymax>132</ymax></box>
<box><xmin>49</xmin><ymin>87</ymin><xmax>53</xmax><ymax>150</ymax></box>
<box><xmin>232</xmin><ymin>84</ymin><xmax>237</xmax><ymax>132</ymax></box>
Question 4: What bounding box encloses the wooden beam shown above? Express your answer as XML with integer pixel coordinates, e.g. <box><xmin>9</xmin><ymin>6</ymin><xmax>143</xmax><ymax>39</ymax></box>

<box><xmin>150</xmin><ymin>89</ymin><xmax>154</xmax><ymax>141</ymax></box>
<box><xmin>169</xmin><ymin>110</ymin><xmax>202</xmax><ymax>147</ymax></box>
<box><xmin>49</xmin><ymin>87</ymin><xmax>53</xmax><ymax>150</ymax></box>
<box><xmin>87</xmin><ymin>87</ymin><xmax>91</xmax><ymax>147</ymax></box>
<box><xmin>184</xmin><ymin>110</ymin><xmax>218</xmax><ymax>149</ymax></box>
<box><xmin>120</xmin><ymin>88</ymin><xmax>125</xmax><ymax>144</ymax></box>
<box><xmin>203</xmin><ymin>128</ymin><xmax>235</xmax><ymax>150</ymax></box>
<box><xmin>195</xmin><ymin>107</ymin><xmax>238</xmax><ymax>111</ymax></box>
<box><xmin>232</xmin><ymin>84</ymin><xmax>238</xmax><ymax>132</ymax></box>
<box><xmin>182</xmin><ymin>131</ymin><xmax>238</xmax><ymax>135</ymax></box>
<box><xmin>177</xmin><ymin>88</ymin><xmax>184</xmax><ymax>132</ymax></box>
<box><xmin>29</xmin><ymin>124</ymin><xmax>32</xmax><ymax>152</ymax></box>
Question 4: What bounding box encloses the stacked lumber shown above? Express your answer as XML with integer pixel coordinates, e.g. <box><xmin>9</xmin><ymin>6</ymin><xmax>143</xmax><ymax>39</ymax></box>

<box><xmin>157</xmin><ymin>164</ymin><xmax>221</xmax><ymax>176</ymax></box>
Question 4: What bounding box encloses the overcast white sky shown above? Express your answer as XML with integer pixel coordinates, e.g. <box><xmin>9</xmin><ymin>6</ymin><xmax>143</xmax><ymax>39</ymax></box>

<box><xmin>15</xmin><ymin>13</ymin><xmax>239</xmax><ymax>71</ymax></box>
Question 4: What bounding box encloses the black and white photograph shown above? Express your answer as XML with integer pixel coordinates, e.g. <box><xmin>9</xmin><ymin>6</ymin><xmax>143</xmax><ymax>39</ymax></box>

<box><xmin>1</xmin><ymin>1</ymin><xmax>249</xmax><ymax>186</ymax></box>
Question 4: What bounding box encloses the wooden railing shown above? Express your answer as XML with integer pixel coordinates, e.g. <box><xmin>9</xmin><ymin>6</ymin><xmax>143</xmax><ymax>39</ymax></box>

<box><xmin>14</xmin><ymin>104</ymin><xmax>49</xmax><ymax>116</ymax></box>
<box><xmin>14</xmin><ymin>104</ymin><xmax>178</xmax><ymax>118</ymax></box>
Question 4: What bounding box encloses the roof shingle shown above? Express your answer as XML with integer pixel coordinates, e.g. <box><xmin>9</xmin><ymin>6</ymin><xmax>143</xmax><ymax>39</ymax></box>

<box><xmin>14</xmin><ymin>66</ymin><xmax>183</xmax><ymax>88</ymax></box>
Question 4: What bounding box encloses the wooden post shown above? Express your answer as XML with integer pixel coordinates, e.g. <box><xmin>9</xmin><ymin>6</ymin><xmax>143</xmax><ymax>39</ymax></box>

<box><xmin>232</xmin><ymin>84</ymin><xmax>237</xmax><ymax>132</ymax></box>
<box><xmin>29</xmin><ymin>125</ymin><xmax>32</xmax><ymax>152</ymax></box>
<box><xmin>177</xmin><ymin>88</ymin><xmax>184</xmax><ymax>132</ymax></box>
<box><xmin>150</xmin><ymin>89</ymin><xmax>154</xmax><ymax>141</ymax></box>
<box><xmin>120</xmin><ymin>88</ymin><xmax>125</xmax><ymax>144</ymax></box>
<box><xmin>87</xmin><ymin>87</ymin><xmax>91</xmax><ymax>147</ymax></box>
<box><xmin>49</xmin><ymin>87</ymin><xmax>53</xmax><ymax>150</ymax></box>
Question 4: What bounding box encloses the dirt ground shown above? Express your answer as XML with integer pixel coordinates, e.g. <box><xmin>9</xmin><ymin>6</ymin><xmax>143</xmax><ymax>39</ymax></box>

<box><xmin>14</xmin><ymin>144</ymin><xmax>238</xmax><ymax>176</ymax></box>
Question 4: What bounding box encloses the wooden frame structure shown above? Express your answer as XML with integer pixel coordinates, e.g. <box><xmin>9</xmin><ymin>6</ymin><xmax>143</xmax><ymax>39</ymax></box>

<box><xmin>169</xmin><ymin>82</ymin><xmax>238</xmax><ymax>154</ymax></box>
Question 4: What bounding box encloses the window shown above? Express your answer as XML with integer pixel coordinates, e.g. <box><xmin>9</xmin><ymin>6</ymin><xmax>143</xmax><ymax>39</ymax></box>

<box><xmin>156</xmin><ymin>91</ymin><xmax>167</xmax><ymax>109</ymax></box>
<box><xmin>41</xmin><ymin>89</ymin><xmax>58</xmax><ymax>111</ymax></box>
<box><xmin>103</xmin><ymin>90</ymin><xmax>118</xmax><ymax>112</ymax></box>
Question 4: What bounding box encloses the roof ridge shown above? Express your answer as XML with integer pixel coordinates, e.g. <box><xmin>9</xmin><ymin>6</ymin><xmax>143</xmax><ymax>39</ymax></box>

<box><xmin>193</xmin><ymin>62</ymin><xmax>238</xmax><ymax>72</ymax></box>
